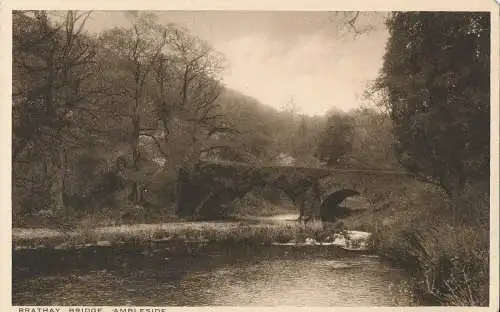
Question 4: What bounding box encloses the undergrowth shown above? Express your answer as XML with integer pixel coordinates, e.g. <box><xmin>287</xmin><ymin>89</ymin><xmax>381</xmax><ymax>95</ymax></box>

<box><xmin>345</xmin><ymin>180</ymin><xmax>490</xmax><ymax>306</ymax></box>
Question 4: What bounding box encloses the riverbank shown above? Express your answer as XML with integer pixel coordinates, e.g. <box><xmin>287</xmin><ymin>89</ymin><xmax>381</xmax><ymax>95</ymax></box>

<box><xmin>340</xmin><ymin>182</ymin><xmax>490</xmax><ymax>306</ymax></box>
<box><xmin>12</xmin><ymin>219</ymin><xmax>352</xmax><ymax>250</ymax></box>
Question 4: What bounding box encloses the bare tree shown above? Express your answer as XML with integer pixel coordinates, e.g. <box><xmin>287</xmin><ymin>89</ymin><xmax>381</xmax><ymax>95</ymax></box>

<box><xmin>151</xmin><ymin>26</ymin><xmax>233</xmax><ymax>171</ymax></box>
<box><xmin>13</xmin><ymin>10</ymin><xmax>98</xmax><ymax>214</ymax></box>
<box><xmin>327</xmin><ymin>11</ymin><xmax>380</xmax><ymax>39</ymax></box>
<box><xmin>98</xmin><ymin>12</ymin><xmax>170</xmax><ymax>204</ymax></box>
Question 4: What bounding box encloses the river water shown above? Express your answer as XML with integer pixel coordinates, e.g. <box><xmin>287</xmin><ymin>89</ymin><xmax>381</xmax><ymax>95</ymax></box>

<box><xmin>13</xmin><ymin>243</ymin><xmax>416</xmax><ymax>306</ymax></box>
<box><xmin>13</xmin><ymin>213</ymin><xmax>417</xmax><ymax>306</ymax></box>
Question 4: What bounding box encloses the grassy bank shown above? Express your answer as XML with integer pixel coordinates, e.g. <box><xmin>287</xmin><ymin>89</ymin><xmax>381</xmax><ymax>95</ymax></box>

<box><xmin>12</xmin><ymin>219</ymin><xmax>345</xmax><ymax>250</ymax></box>
<box><xmin>342</xmin><ymin>181</ymin><xmax>490</xmax><ymax>306</ymax></box>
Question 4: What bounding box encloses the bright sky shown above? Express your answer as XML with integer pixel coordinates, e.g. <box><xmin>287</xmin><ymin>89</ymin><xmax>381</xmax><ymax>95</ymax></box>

<box><xmin>84</xmin><ymin>11</ymin><xmax>389</xmax><ymax>116</ymax></box>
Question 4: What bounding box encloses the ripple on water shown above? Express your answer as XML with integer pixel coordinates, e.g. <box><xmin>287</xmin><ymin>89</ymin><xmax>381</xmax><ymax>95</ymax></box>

<box><xmin>324</xmin><ymin>260</ymin><xmax>359</xmax><ymax>270</ymax></box>
<box><xmin>185</xmin><ymin>258</ymin><xmax>414</xmax><ymax>306</ymax></box>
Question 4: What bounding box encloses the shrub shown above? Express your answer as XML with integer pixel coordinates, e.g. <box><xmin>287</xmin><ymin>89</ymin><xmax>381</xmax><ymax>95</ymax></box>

<box><xmin>366</xmin><ymin>181</ymin><xmax>489</xmax><ymax>306</ymax></box>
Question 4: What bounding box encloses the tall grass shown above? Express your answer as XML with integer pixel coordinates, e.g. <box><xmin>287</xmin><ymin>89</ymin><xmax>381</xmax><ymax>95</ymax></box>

<box><xmin>355</xmin><ymin>181</ymin><xmax>490</xmax><ymax>306</ymax></box>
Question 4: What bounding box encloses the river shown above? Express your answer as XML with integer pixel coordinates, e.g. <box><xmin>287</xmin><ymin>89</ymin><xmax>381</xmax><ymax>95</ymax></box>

<box><xmin>12</xmin><ymin>215</ymin><xmax>417</xmax><ymax>306</ymax></box>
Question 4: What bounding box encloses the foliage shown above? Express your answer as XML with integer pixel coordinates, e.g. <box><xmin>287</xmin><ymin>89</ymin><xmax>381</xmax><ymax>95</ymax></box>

<box><xmin>12</xmin><ymin>11</ymin><xmax>236</xmax><ymax>220</ymax></box>
<box><xmin>367</xmin><ymin>14</ymin><xmax>491</xmax><ymax>304</ymax></box>
<box><xmin>374</xmin><ymin>12</ymin><xmax>490</xmax><ymax>196</ymax></box>
<box><xmin>315</xmin><ymin>112</ymin><xmax>355</xmax><ymax>167</ymax></box>
<box><xmin>349</xmin><ymin>107</ymin><xmax>401</xmax><ymax>169</ymax></box>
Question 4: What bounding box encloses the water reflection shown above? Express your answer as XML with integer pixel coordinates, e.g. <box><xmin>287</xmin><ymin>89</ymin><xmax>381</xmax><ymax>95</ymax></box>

<box><xmin>184</xmin><ymin>256</ymin><xmax>413</xmax><ymax>306</ymax></box>
<box><xmin>13</xmin><ymin>244</ymin><xmax>416</xmax><ymax>306</ymax></box>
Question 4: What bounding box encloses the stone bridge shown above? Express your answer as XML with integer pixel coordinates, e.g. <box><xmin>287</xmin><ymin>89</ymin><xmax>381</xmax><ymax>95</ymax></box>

<box><xmin>174</xmin><ymin>161</ymin><xmax>416</xmax><ymax>220</ymax></box>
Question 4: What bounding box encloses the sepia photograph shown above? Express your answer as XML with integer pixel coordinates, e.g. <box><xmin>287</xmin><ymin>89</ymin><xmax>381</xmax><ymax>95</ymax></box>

<box><xmin>9</xmin><ymin>6</ymin><xmax>496</xmax><ymax>308</ymax></box>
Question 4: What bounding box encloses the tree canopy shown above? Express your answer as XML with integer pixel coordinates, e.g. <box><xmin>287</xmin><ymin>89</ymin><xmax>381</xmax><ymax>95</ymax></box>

<box><xmin>374</xmin><ymin>12</ymin><xmax>490</xmax><ymax>196</ymax></box>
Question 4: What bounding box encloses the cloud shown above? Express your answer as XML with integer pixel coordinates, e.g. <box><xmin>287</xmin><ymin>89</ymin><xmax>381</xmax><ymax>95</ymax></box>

<box><xmin>84</xmin><ymin>11</ymin><xmax>389</xmax><ymax>116</ymax></box>
<box><xmin>215</xmin><ymin>29</ymin><xmax>387</xmax><ymax>116</ymax></box>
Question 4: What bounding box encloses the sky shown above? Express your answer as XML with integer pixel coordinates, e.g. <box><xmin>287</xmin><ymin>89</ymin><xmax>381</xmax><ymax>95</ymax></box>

<box><xmin>84</xmin><ymin>11</ymin><xmax>389</xmax><ymax>116</ymax></box>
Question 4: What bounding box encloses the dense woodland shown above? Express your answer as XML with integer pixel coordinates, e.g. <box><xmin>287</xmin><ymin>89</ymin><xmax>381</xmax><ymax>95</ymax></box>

<box><xmin>12</xmin><ymin>11</ymin><xmax>399</xmax><ymax>224</ymax></box>
<box><xmin>372</xmin><ymin>12</ymin><xmax>490</xmax><ymax>306</ymax></box>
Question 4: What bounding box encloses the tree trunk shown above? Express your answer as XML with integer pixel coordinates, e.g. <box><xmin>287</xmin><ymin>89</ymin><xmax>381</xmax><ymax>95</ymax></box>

<box><xmin>131</xmin><ymin>118</ymin><xmax>142</xmax><ymax>204</ymax></box>
<box><xmin>49</xmin><ymin>150</ymin><xmax>66</xmax><ymax>212</ymax></box>
<box><xmin>297</xmin><ymin>193</ymin><xmax>305</xmax><ymax>223</ymax></box>
<box><xmin>130</xmin><ymin>65</ymin><xmax>142</xmax><ymax>204</ymax></box>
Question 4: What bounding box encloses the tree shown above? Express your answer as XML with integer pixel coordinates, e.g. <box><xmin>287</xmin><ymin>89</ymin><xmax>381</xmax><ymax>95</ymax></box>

<box><xmin>12</xmin><ymin>10</ymin><xmax>100</xmax><ymax>214</ymax></box>
<box><xmin>315</xmin><ymin>112</ymin><xmax>355</xmax><ymax>167</ymax></box>
<box><xmin>98</xmin><ymin>12</ymin><xmax>170</xmax><ymax>204</ymax></box>
<box><xmin>348</xmin><ymin>107</ymin><xmax>400</xmax><ymax>170</ymax></box>
<box><xmin>215</xmin><ymin>90</ymin><xmax>290</xmax><ymax>164</ymax></box>
<box><xmin>374</xmin><ymin>12</ymin><xmax>490</xmax><ymax>197</ymax></box>
<box><xmin>154</xmin><ymin>26</ymin><xmax>229</xmax><ymax>170</ymax></box>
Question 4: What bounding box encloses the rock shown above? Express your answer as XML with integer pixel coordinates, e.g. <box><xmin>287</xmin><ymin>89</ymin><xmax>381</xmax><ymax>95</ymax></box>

<box><xmin>346</xmin><ymin>230</ymin><xmax>372</xmax><ymax>240</ymax></box>
<box><xmin>54</xmin><ymin>242</ymin><xmax>70</xmax><ymax>250</ymax></box>
<box><xmin>305</xmin><ymin>237</ymin><xmax>317</xmax><ymax>245</ymax></box>
<box><xmin>96</xmin><ymin>240</ymin><xmax>112</xmax><ymax>246</ymax></box>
